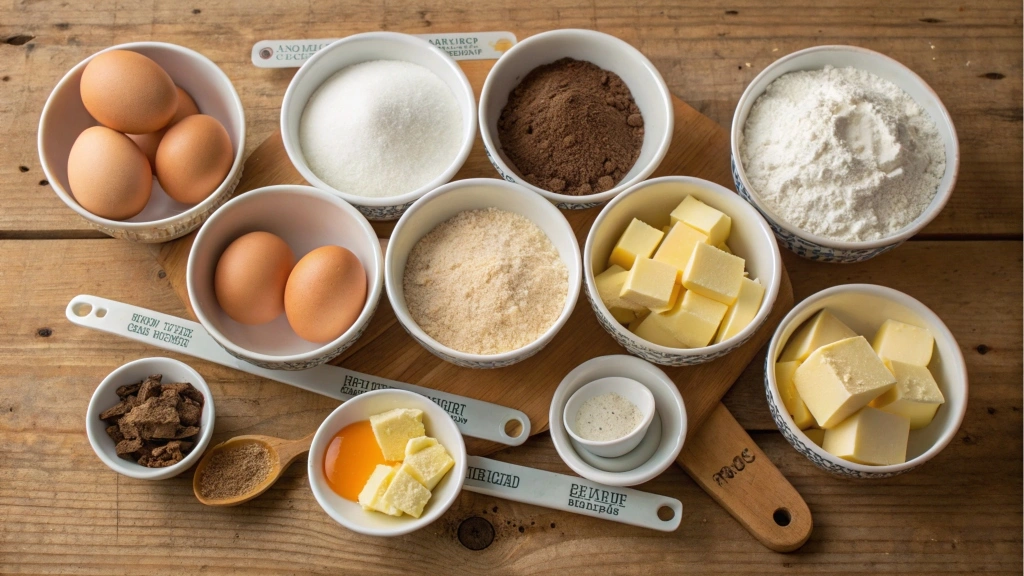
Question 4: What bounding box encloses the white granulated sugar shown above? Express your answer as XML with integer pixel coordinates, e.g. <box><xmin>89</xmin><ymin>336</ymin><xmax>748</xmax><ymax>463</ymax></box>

<box><xmin>740</xmin><ymin>66</ymin><xmax>946</xmax><ymax>242</ymax></box>
<box><xmin>299</xmin><ymin>60</ymin><xmax>463</xmax><ymax>198</ymax></box>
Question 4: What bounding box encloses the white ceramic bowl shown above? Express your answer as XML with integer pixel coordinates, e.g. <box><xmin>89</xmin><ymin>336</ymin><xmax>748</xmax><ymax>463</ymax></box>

<box><xmin>563</xmin><ymin>376</ymin><xmax>656</xmax><ymax>458</ymax></box>
<box><xmin>549</xmin><ymin>355</ymin><xmax>686</xmax><ymax>487</ymax></box>
<box><xmin>38</xmin><ymin>41</ymin><xmax>245</xmax><ymax>243</ymax></box>
<box><xmin>731</xmin><ymin>45</ymin><xmax>959</xmax><ymax>263</ymax></box>
<box><xmin>584</xmin><ymin>176</ymin><xmax>782</xmax><ymax>366</ymax></box>
<box><xmin>281</xmin><ymin>32</ymin><xmax>477</xmax><ymax>221</ymax></box>
<box><xmin>385</xmin><ymin>178</ymin><xmax>581</xmax><ymax>369</ymax></box>
<box><xmin>765</xmin><ymin>284</ymin><xmax>968</xmax><ymax>478</ymax></box>
<box><xmin>86</xmin><ymin>357</ymin><xmax>215</xmax><ymax>480</ymax></box>
<box><xmin>479</xmin><ymin>29</ymin><xmax>674</xmax><ymax>210</ymax></box>
<box><xmin>308</xmin><ymin>389</ymin><xmax>468</xmax><ymax>536</ymax></box>
<box><xmin>187</xmin><ymin>185</ymin><xmax>383</xmax><ymax>371</ymax></box>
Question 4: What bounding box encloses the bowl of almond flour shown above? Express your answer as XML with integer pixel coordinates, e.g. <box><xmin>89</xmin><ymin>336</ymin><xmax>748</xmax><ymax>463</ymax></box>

<box><xmin>731</xmin><ymin>45</ymin><xmax>959</xmax><ymax>263</ymax></box>
<box><xmin>384</xmin><ymin>178</ymin><xmax>581</xmax><ymax>369</ymax></box>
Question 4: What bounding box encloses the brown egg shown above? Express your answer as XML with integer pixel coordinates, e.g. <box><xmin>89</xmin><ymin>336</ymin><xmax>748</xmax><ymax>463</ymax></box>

<box><xmin>127</xmin><ymin>86</ymin><xmax>200</xmax><ymax>168</ymax></box>
<box><xmin>80</xmin><ymin>50</ymin><xmax>178</xmax><ymax>134</ymax></box>
<box><xmin>67</xmin><ymin>126</ymin><xmax>152</xmax><ymax>220</ymax></box>
<box><xmin>155</xmin><ymin>114</ymin><xmax>233</xmax><ymax>204</ymax></box>
<box><xmin>214</xmin><ymin>232</ymin><xmax>295</xmax><ymax>325</ymax></box>
<box><xmin>285</xmin><ymin>246</ymin><xmax>367</xmax><ymax>343</ymax></box>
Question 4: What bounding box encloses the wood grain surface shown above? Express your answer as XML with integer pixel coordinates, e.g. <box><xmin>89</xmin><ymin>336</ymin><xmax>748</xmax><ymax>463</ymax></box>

<box><xmin>0</xmin><ymin>0</ymin><xmax>1021</xmax><ymax>574</ymax></box>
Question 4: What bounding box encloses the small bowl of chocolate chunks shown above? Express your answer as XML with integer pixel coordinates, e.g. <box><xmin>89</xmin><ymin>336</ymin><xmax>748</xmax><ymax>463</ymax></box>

<box><xmin>86</xmin><ymin>357</ymin><xmax>215</xmax><ymax>480</ymax></box>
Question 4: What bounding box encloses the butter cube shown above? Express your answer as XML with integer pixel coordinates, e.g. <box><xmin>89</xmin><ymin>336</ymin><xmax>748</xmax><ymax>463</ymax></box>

<box><xmin>714</xmin><ymin>278</ymin><xmax>766</xmax><ymax>343</ymax></box>
<box><xmin>648</xmin><ymin>282</ymin><xmax>682</xmax><ymax>314</ymax></box>
<box><xmin>401</xmin><ymin>444</ymin><xmax>455</xmax><ymax>490</ymax></box>
<box><xmin>380</xmin><ymin>468</ymin><xmax>432</xmax><ymax>518</ymax></box>
<box><xmin>682</xmin><ymin>243</ymin><xmax>745</xmax><ymax>305</ymax></box>
<box><xmin>595</xmin><ymin>265</ymin><xmax>645</xmax><ymax>313</ymax></box>
<box><xmin>716</xmin><ymin>242</ymin><xmax>732</xmax><ymax>255</ymax></box>
<box><xmin>669</xmin><ymin>196</ymin><xmax>731</xmax><ymax>246</ymax></box>
<box><xmin>358</xmin><ymin>464</ymin><xmax>402</xmax><ymax>516</ymax></box>
<box><xmin>609</xmin><ymin>219</ymin><xmax>664</xmax><ymax>270</ymax></box>
<box><xmin>620</xmin><ymin>257</ymin><xmax>678</xmax><ymax>310</ymax></box>
<box><xmin>870</xmin><ymin>360</ymin><xmax>945</xmax><ymax>429</ymax></box>
<box><xmin>370</xmin><ymin>408</ymin><xmax>425</xmax><ymax>461</ymax></box>
<box><xmin>661</xmin><ymin>290</ymin><xmax>728</xmax><ymax>348</ymax></box>
<box><xmin>780</xmin><ymin>309</ymin><xmax>857</xmax><ymax>362</ymax></box>
<box><xmin>627</xmin><ymin>309</ymin><xmax>651</xmax><ymax>332</ymax></box>
<box><xmin>803</xmin><ymin>428</ymin><xmax>825</xmax><ymax>446</ymax></box>
<box><xmin>775</xmin><ymin>360</ymin><xmax>815</xmax><ymax>429</ymax></box>
<box><xmin>633</xmin><ymin>312</ymin><xmax>685</xmax><ymax>348</ymax></box>
<box><xmin>822</xmin><ymin>407</ymin><xmax>910</xmax><ymax>465</ymax></box>
<box><xmin>609</xmin><ymin>307</ymin><xmax>637</xmax><ymax>324</ymax></box>
<box><xmin>794</xmin><ymin>336</ymin><xmax>896</xmax><ymax>428</ymax></box>
<box><xmin>405</xmin><ymin>436</ymin><xmax>438</xmax><ymax>456</ymax></box>
<box><xmin>652</xmin><ymin>222</ymin><xmax>709</xmax><ymax>281</ymax></box>
<box><xmin>872</xmin><ymin>319</ymin><xmax>934</xmax><ymax>366</ymax></box>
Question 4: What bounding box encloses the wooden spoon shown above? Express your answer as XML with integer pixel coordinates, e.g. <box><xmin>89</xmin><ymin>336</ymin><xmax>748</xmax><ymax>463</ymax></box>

<box><xmin>193</xmin><ymin>432</ymin><xmax>315</xmax><ymax>506</ymax></box>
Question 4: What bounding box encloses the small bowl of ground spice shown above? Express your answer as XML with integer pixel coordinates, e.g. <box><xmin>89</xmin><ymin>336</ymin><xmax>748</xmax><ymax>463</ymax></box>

<box><xmin>385</xmin><ymin>178</ymin><xmax>582</xmax><ymax>369</ymax></box>
<box><xmin>281</xmin><ymin>32</ymin><xmax>476</xmax><ymax>221</ymax></box>
<box><xmin>86</xmin><ymin>357</ymin><xmax>215</xmax><ymax>480</ymax></box>
<box><xmin>479</xmin><ymin>29</ymin><xmax>674</xmax><ymax>210</ymax></box>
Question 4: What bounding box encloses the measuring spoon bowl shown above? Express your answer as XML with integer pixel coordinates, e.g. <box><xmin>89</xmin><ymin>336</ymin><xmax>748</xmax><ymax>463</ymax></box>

<box><xmin>193</xmin><ymin>432</ymin><xmax>314</xmax><ymax>506</ymax></box>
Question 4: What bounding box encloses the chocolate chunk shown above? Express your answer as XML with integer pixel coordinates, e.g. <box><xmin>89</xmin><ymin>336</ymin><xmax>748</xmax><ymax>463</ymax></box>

<box><xmin>136</xmin><ymin>377</ymin><xmax>162</xmax><ymax>402</ymax></box>
<box><xmin>106</xmin><ymin>424</ymin><xmax>124</xmax><ymax>444</ymax></box>
<box><xmin>99</xmin><ymin>399</ymin><xmax>135</xmax><ymax>422</ymax></box>
<box><xmin>163</xmin><ymin>382</ymin><xmax>203</xmax><ymax>405</ymax></box>
<box><xmin>178</xmin><ymin>398</ymin><xmax>202</xmax><ymax>427</ymax></box>
<box><xmin>118</xmin><ymin>395</ymin><xmax>180</xmax><ymax>440</ymax></box>
<box><xmin>115</xmin><ymin>382</ymin><xmax>141</xmax><ymax>398</ymax></box>
<box><xmin>168</xmin><ymin>426</ymin><xmax>201</xmax><ymax>440</ymax></box>
<box><xmin>115</xmin><ymin>438</ymin><xmax>144</xmax><ymax>459</ymax></box>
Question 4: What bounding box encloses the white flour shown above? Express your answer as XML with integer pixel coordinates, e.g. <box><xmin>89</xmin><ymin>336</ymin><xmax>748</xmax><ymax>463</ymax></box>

<box><xmin>740</xmin><ymin>66</ymin><xmax>945</xmax><ymax>242</ymax></box>
<box><xmin>300</xmin><ymin>60</ymin><xmax>463</xmax><ymax>198</ymax></box>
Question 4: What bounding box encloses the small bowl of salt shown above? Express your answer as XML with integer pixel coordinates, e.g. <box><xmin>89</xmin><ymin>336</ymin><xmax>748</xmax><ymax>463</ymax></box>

<box><xmin>563</xmin><ymin>376</ymin><xmax>656</xmax><ymax>458</ymax></box>
<box><xmin>281</xmin><ymin>32</ymin><xmax>476</xmax><ymax>221</ymax></box>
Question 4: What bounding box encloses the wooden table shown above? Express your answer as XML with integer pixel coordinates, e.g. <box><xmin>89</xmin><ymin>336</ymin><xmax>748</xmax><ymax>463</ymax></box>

<box><xmin>1</xmin><ymin>1</ymin><xmax>1020</xmax><ymax>573</ymax></box>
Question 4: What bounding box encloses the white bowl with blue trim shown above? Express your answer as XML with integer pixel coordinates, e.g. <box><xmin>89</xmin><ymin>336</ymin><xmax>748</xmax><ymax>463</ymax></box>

<box><xmin>583</xmin><ymin>176</ymin><xmax>782</xmax><ymax>367</ymax></box>
<box><xmin>765</xmin><ymin>284</ymin><xmax>968</xmax><ymax>479</ymax></box>
<box><xmin>281</xmin><ymin>32</ymin><xmax>477</xmax><ymax>221</ymax></box>
<box><xmin>731</xmin><ymin>45</ymin><xmax>959</xmax><ymax>263</ymax></box>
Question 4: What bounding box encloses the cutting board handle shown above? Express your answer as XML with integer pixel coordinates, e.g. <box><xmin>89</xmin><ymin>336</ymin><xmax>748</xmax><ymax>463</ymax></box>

<box><xmin>679</xmin><ymin>403</ymin><xmax>812</xmax><ymax>552</ymax></box>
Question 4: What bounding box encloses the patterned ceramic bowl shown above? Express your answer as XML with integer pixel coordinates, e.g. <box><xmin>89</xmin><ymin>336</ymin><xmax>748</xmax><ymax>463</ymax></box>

<box><xmin>765</xmin><ymin>284</ymin><xmax>968</xmax><ymax>479</ymax></box>
<box><xmin>38</xmin><ymin>42</ymin><xmax>245</xmax><ymax>243</ymax></box>
<box><xmin>187</xmin><ymin>185</ymin><xmax>383</xmax><ymax>371</ymax></box>
<box><xmin>281</xmin><ymin>32</ymin><xmax>476</xmax><ymax>221</ymax></box>
<box><xmin>384</xmin><ymin>178</ymin><xmax>581</xmax><ymax>369</ymax></box>
<box><xmin>478</xmin><ymin>29</ymin><xmax>673</xmax><ymax>210</ymax></box>
<box><xmin>731</xmin><ymin>45</ymin><xmax>959</xmax><ymax>263</ymax></box>
<box><xmin>584</xmin><ymin>176</ymin><xmax>782</xmax><ymax>367</ymax></box>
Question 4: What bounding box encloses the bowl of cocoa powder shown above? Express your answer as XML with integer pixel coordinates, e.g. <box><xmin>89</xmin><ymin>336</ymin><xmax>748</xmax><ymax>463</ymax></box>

<box><xmin>479</xmin><ymin>29</ymin><xmax>674</xmax><ymax>210</ymax></box>
<box><xmin>86</xmin><ymin>357</ymin><xmax>215</xmax><ymax>480</ymax></box>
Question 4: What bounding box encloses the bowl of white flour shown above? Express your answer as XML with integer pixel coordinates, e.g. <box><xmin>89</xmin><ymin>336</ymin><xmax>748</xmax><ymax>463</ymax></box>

<box><xmin>731</xmin><ymin>45</ymin><xmax>959</xmax><ymax>263</ymax></box>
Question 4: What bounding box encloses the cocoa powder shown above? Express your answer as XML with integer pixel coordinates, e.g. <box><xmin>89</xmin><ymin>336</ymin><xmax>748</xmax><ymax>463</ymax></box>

<box><xmin>197</xmin><ymin>442</ymin><xmax>273</xmax><ymax>500</ymax></box>
<box><xmin>497</xmin><ymin>58</ymin><xmax>644</xmax><ymax>196</ymax></box>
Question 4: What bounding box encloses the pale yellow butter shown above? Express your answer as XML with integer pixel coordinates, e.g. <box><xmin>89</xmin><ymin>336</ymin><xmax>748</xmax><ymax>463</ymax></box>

<box><xmin>716</xmin><ymin>242</ymin><xmax>732</xmax><ymax>255</ymax></box>
<box><xmin>633</xmin><ymin>311</ymin><xmax>684</xmax><ymax>348</ymax></box>
<box><xmin>803</xmin><ymin>428</ymin><xmax>825</xmax><ymax>446</ymax></box>
<box><xmin>648</xmin><ymin>283</ymin><xmax>682</xmax><ymax>314</ymax></box>
<box><xmin>870</xmin><ymin>360</ymin><xmax>945</xmax><ymax>429</ymax></box>
<box><xmin>794</xmin><ymin>336</ymin><xmax>896</xmax><ymax>428</ymax></box>
<box><xmin>595</xmin><ymin>265</ymin><xmax>645</xmax><ymax>314</ymax></box>
<box><xmin>405</xmin><ymin>435</ymin><xmax>438</xmax><ymax>457</ymax></box>
<box><xmin>780</xmin><ymin>309</ymin><xmax>858</xmax><ymax>362</ymax></box>
<box><xmin>822</xmin><ymin>407</ymin><xmax>910</xmax><ymax>465</ymax></box>
<box><xmin>358</xmin><ymin>464</ymin><xmax>402</xmax><ymax>516</ymax></box>
<box><xmin>609</xmin><ymin>218</ymin><xmax>664</xmax><ymax>270</ymax></box>
<box><xmin>609</xmin><ymin>307</ymin><xmax>637</xmax><ymax>324</ymax></box>
<box><xmin>627</xmin><ymin>309</ymin><xmax>651</xmax><ymax>333</ymax></box>
<box><xmin>370</xmin><ymin>408</ymin><xmax>425</xmax><ymax>461</ymax></box>
<box><xmin>872</xmin><ymin>319</ymin><xmax>934</xmax><ymax>366</ymax></box>
<box><xmin>669</xmin><ymin>196</ymin><xmax>731</xmax><ymax>246</ymax></box>
<box><xmin>714</xmin><ymin>278</ymin><xmax>765</xmax><ymax>343</ymax></box>
<box><xmin>381</xmin><ymin>468</ymin><xmax>433</xmax><ymax>518</ymax></box>
<box><xmin>401</xmin><ymin>444</ymin><xmax>455</xmax><ymax>490</ymax></box>
<box><xmin>775</xmin><ymin>360</ymin><xmax>815</xmax><ymax>429</ymax></box>
<box><xmin>682</xmin><ymin>243</ymin><xmax>745</xmax><ymax>305</ymax></box>
<box><xmin>652</xmin><ymin>222</ymin><xmax>709</xmax><ymax>281</ymax></box>
<box><xmin>659</xmin><ymin>289</ymin><xmax>728</xmax><ymax>348</ymax></box>
<box><xmin>620</xmin><ymin>257</ymin><xmax>678</xmax><ymax>310</ymax></box>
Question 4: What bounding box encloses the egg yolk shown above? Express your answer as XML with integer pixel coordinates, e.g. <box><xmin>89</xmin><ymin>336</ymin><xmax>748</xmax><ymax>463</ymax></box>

<box><xmin>323</xmin><ymin>420</ymin><xmax>396</xmax><ymax>501</ymax></box>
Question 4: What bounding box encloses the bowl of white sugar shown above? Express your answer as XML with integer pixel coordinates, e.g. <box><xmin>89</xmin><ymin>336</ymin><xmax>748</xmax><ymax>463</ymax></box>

<box><xmin>281</xmin><ymin>32</ymin><xmax>476</xmax><ymax>221</ymax></box>
<box><xmin>384</xmin><ymin>178</ymin><xmax>582</xmax><ymax>369</ymax></box>
<box><xmin>731</xmin><ymin>45</ymin><xmax>959</xmax><ymax>263</ymax></box>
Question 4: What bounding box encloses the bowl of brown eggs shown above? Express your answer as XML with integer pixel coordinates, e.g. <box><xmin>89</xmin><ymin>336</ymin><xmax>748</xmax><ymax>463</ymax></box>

<box><xmin>38</xmin><ymin>41</ymin><xmax>245</xmax><ymax>243</ymax></box>
<box><xmin>186</xmin><ymin>185</ymin><xmax>384</xmax><ymax>371</ymax></box>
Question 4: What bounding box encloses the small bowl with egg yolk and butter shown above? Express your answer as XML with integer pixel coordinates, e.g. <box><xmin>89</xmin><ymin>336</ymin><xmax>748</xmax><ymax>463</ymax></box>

<box><xmin>186</xmin><ymin>185</ymin><xmax>383</xmax><ymax>371</ymax></box>
<box><xmin>583</xmin><ymin>175</ymin><xmax>782</xmax><ymax>367</ymax></box>
<box><xmin>308</xmin><ymin>389</ymin><xmax>467</xmax><ymax>537</ymax></box>
<box><xmin>38</xmin><ymin>41</ymin><xmax>245</xmax><ymax>243</ymax></box>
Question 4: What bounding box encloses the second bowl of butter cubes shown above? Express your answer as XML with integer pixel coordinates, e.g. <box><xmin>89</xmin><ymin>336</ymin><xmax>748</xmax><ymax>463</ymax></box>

<box><xmin>765</xmin><ymin>284</ymin><xmax>968</xmax><ymax>479</ymax></box>
<box><xmin>584</xmin><ymin>176</ymin><xmax>782</xmax><ymax>366</ymax></box>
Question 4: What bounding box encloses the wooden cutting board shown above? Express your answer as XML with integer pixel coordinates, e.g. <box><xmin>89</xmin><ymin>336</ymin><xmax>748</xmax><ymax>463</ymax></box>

<box><xmin>155</xmin><ymin>58</ymin><xmax>810</xmax><ymax>551</ymax></box>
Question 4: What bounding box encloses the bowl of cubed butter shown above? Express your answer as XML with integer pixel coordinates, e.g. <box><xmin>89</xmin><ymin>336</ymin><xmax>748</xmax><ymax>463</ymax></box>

<box><xmin>765</xmin><ymin>284</ymin><xmax>968</xmax><ymax>479</ymax></box>
<box><xmin>308</xmin><ymin>388</ymin><xmax>467</xmax><ymax>536</ymax></box>
<box><xmin>583</xmin><ymin>175</ymin><xmax>782</xmax><ymax>366</ymax></box>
